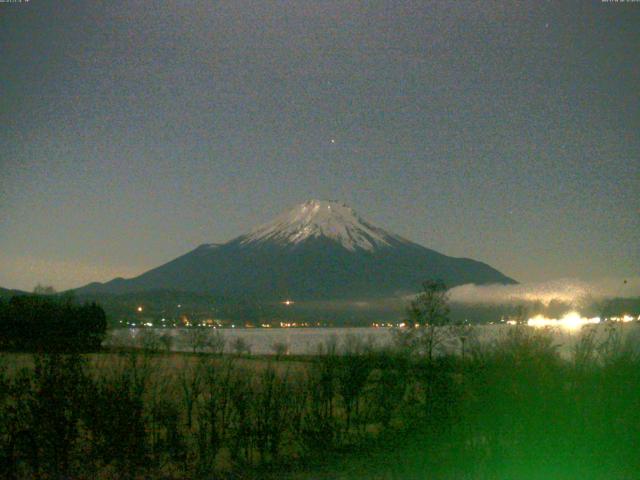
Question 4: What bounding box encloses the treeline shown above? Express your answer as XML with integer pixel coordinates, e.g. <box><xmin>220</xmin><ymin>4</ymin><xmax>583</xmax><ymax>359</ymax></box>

<box><xmin>0</xmin><ymin>325</ymin><xmax>638</xmax><ymax>479</ymax></box>
<box><xmin>0</xmin><ymin>295</ymin><xmax>106</xmax><ymax>352</ymax></box>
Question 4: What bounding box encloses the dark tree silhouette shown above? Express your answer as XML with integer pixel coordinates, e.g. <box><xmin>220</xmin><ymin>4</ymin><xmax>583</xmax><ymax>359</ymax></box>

<box><xmin>0</xmin><ymin>295</ymin><xmax>107</xmax><ymax>352</ymax></box>
<box><xmin>397</xmin><ymin>279</ymin><xmax>452</xmax><ymax>360</ymax></box>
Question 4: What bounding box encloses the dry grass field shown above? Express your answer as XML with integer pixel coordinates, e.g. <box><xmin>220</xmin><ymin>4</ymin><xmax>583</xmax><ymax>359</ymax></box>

<box><xmin>1</xmin><ymin>325</ymin><xmax>639</xmax><ymax>479</ymax></box>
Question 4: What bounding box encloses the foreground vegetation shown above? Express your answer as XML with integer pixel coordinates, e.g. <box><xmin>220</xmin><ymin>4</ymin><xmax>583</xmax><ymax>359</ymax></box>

<box><xmin>0</xmin><ymin>323</ymin><xmax>638</xmax><ymax>479</ymax></box>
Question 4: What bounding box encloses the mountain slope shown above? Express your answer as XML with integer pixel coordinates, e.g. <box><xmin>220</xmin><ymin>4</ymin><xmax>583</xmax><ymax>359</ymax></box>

<box><xmin>76</xmin><ymin>200</ymin><xmax>515</xmax><ymax>299</ymax></box>
<box><xmin>0</xmin><ymin>287</ymin><xmax>29</xmax><ymax>299</ymax></box>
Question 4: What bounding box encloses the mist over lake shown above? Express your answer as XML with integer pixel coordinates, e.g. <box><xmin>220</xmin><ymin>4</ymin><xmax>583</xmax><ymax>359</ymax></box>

<box><xmin>107</xmin><ymin>323</ymin><xmax>640</xmax><ymax>358</ymax></box>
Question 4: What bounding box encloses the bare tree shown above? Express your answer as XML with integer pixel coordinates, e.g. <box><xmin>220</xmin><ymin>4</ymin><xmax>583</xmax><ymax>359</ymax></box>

<box><xmin>271</xmin><ymin>341</ymin><xmax>289</xmax><ymax>359</ymax></box>
<box><xmin>450</xmin><ymin>320</ymin><xmax>475</xmax><ymax>360</ymax></box>
<box><xmin>231</xmin><ymin>337</ymin><xmax>251</xmax><ymax>356</ymax></box>
<box><xmin>138</xmin><ymin>329</ymin><xmax>161</xmax><ymax>353</ymax></box>
<box><xmin>514</xmin><ymin>304</ymin><xmax>529</xmax><ymax>325</ymax></box>
<box><xmin>196</xmin><ymin>358</ymin><xmax>236</xmax><ymax>473</ymax></box>
<box><xmin>159</xmin><ymin>332</ymin><xmax>174</xmax><ymax>353</ymax></box>
<box><xmin>227</xmin><ymin>368</ymin><xmax>255</xmax><ymax>463</ymax></box>
<box><xmin>181</xmin><ymin>328</ymin><xmax>209</xmax><ymax>354</ymax></box>
<box><xmin>402</xmin><ymin>279</ymin><xmax>451</xmax><ymax>361</ymax></box>
<box><xmin>178</xmin><ymin>359</ymin><xmax>204</xmax><ymax>430</ymax></box>
<box><xmin>206</xmin><ymin>329</ymin><xmax>226</xmax><ymax>355</ymax></box>
<box><xmin>336</xmin><ymin>351</ymin><xmax>371</xmax><ymax>441</ymax></box>
<box><xmin>252</xmin><ymin>365</ymin><xmax>294</xmax><ymax>463</ymax></box>
<box><xmin>303</xmin><ymin>346</ymin><xmax>339</xmax><ymax>448</ymax></box>
<box><xmin>33</xmin><ymin>284</ymin><xmax>56</xmax><ymax>295</ymax></box>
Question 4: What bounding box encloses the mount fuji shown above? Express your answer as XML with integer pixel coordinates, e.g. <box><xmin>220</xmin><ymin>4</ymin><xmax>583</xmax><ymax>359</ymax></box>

<box><xmin>76</xmin><ymin>200</ymin><xmax>515</xmax><ymax>300</ymax></box>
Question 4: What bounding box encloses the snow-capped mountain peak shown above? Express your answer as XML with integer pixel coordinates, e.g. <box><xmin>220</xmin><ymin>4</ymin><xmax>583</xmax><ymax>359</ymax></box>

<box><xmin>240</xmin><ymin>199</ymin><xmax>402</xmax><ymax>251</ymax></box>
<box><xmin>76</xmin><ymin>199</ymin><xmax>516</xmax><ymax>298</ymax></box>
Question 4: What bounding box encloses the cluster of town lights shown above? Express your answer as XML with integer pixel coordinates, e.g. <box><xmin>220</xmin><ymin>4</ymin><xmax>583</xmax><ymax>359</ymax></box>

<box><xmin>523</xmin><ymin>311</ymin><xmax>637</xmax><ymax>330</ymax></box>
<box><xmin>129</xmin><ymin>303</ymin><xmax>636</xmax><ymax>331</ymax></box>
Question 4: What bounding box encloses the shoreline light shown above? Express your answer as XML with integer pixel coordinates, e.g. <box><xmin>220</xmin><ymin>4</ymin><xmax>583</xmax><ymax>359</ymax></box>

<box><xmin>527</xmin><ymin>311</ymin><xmax>600</xmax><ymax>330</ymax></box>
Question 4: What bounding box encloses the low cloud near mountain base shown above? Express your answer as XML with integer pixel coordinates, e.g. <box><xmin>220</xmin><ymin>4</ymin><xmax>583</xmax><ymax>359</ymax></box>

<box><xmin>448</xmin><ymin>277</ymin><xmax>640</xmax><ymax>307</ymax></box>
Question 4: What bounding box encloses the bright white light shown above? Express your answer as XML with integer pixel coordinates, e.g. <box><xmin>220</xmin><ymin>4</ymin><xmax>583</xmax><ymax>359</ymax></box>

<box><xmin>527</xmin><ymin>311</ymin><xmax>600</xmax><ymax>330</ymax></box>
<box><xmin>610</xmin><ymin>314</ymin><xmax>637</xmax><ymax>323</ymax></box>
<box><xmin>136</xmin><ymin>306</ymin><xmax>143</xmax><ymax>312</ymax></box>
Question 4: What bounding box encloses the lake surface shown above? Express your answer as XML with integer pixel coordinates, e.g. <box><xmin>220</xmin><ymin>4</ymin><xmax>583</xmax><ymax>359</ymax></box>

<box><xmin>106</xmin><ymin>323</ymin><xmax>640</xmax><ymax>358</ymax></box>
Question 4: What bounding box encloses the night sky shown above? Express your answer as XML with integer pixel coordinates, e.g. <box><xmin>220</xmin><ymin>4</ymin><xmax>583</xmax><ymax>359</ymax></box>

<box><xmin>1</xmin><ymin>1</ymin><xmax>638</xmax><ymax>291</ymax></box>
